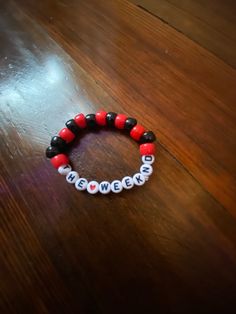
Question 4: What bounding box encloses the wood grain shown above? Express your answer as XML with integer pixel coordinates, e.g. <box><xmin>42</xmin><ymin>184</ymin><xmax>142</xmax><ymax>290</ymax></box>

<box><xmin>131</xmin><ymin>0</ymin><xmax>236</xmax><ymax>68</ymax></box>
<box><xmin>0</xmin><ymin>0</ymin><xmax>236</xmax><ymax>313</ymax></box>
<box><xmin>15</xmin><ymin>0</ymin><xmax>236</xmax><ymax>215</ymax></box>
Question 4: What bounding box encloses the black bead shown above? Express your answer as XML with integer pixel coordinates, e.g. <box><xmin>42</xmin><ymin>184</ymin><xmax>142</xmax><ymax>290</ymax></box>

<box><xmin>106</xmin><ymin>112</ymin><xmax>117</xmax><ymax>127</ymax></box>
<box><xmin>65</xmin><ymin>119</ymin><xmax>80</xmax><ymax>135</ymax></box>
<box><xmin>86</xmin><ymin>114</ymin><xmax>97</xmax><ymax>128</ymax></box>
<box><xmin>46</xmin><ymin>146</ymin><xmax>61</xmax><ymax>158</ymax></box>
<box><xmin>124</xmin><ymin>117</ymin><xmax>137</xmax><ymax>131</ymax></box>
<box><xmin>50</xmin><ymin>136</ymin><xmax>67</xmax><ymax>151</ymax></box>
<box><xmin>139</xmin><ymin>131</ymin><xmax>156</xmax><ymax>144</ymax></box>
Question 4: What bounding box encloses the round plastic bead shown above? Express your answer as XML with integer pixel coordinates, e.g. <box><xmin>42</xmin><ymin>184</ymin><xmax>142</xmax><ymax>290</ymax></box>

<box><xmin>50</xmin><ymin>136</ymin><xmax>67</xmax><ymax>151</ymax></box>
<box><xmin>121</xmin><ymin>176</ymin><xmax>134</xmax><ymax>189</ymax></box>
<box><xmin>58</xmin><ymin>164</ymin><xmax>72</xmax><ymax>175</ymax></box>
<box><xmin>111</xmin><ymin>180</ymin><xmax>123</xmax><ymax>193</ymax></box>
<box><xmin>124</xmin><ymin>117</ymin><xmax>137</xmax><ymax>131</ymax></box>
<box><xmin>65</xmin><ymin>119</ymin><xmax>80</xmax><ymax>135</ymax></box>
<box><xmin>140</xmin><ymin>164</ymin><xmax>153</xmax><ymax>176</ymax></box>
<box><xmin>86</xmin><ymin>114</ymin><xmax>97</xmax><ymax>128</ymax></box>
<box><xmin>99</xmin><ymin>181</ymin><xmax>111</xmax><ymax>194</ymax></box>
<box><xmin>66</xmin><ymin>171</ymin><xmax>79</xmax><ymax>184</ymax></box>
<box><xmin>115</xmin><ymin>114</ymin><xmax>127</xmax><ymax>129</ymax></box>
<box><xmin>74</xmin><ymin>113</ymin><xmax>87</xmax><ymax>128</ymax></box>
<box><xmin>50</xmin><ymin>154</ymin><xmax>69</xmax><ymax>169</ymax></box>
<box><xmin>87</xmin><ymin>181</ymin><xmax>99</xmax><ymax>194</ymax></box>
<box><xmin>140</xmin><ymin>143</ymin><xmax>155</xmax><ymax>156</ymax></box>
<box><xmin>133</xmin><ymin>173</ymin><xmax>145</xmax><ymax>186</ymax></box>
<box><xmin>75</xmin><ymin>178</ymin><xmax>88</xmax><ymax>191</ymax></box>
<box><xmin>141</xmin><ymin>155</ymin><xmax>155</xmax><ymax>164</ymax></box>
<box><xmin>96</xmin><ymin>111</ymin><xmax>107</xmax><ymax>126</ymax></box>
<box><xmin>106</xmin><ymin>112</ymin><xmax>117</xmax><ymax>127</ymax></box>
<box><xmin>46</xmin><ymin>146</ymin><xmax>61</xmax><ymax>158</ymax></box>
<box><xmin>59</xmin><ymin>128</ymin><xmax>75</xmax><ymax>143</ymax></box>
<box><xmin>130</xmin><ymin>125</ymin><xmax>146</xmax><ymax>141</ymax></box>
<box><xmin>139</xmin><ymin>131</ymin><xmax>156</xmax><ymax>144</ymax></box>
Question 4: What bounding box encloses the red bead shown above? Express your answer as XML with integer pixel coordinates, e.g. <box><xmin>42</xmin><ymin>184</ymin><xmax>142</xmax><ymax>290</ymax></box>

<box><xmin>59</xmin><ymin>128</ymin><xmax>75</xmax><ymax>143</ymax></box>
<box><xmin>115</xmin><ymin>114</ymin><xmax>127</xmax><ymax>129</ymax></box>
<box><xmin>130</xmin><ymin>125</ymin><xmax>146</xmax><ymax>141</ymax></box>
<box><xmin>74</xmin><ymin>113</ymin><xmax>86</xmax><ymax>128</ymax></box>
<box><xmin>140</xmin><ymin>143</ymin><xmax>155</xmax><ymax>156</ymax></box>
<box><xmin>96</xmin><ymin>110</ymin><xmax>107</xmax><ymax>126</ymax></box>
<box><xmin>50</xmin><ymin>154</ymin><xmax>69</xmax><ymax>169</ymax></box>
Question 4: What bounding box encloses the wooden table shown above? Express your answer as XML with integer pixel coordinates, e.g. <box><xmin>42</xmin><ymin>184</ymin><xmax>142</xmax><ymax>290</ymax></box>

<box><xmin>1</xmin><ymin>0</ymin><xmax>236</xmax><ymax>313</ymax></box>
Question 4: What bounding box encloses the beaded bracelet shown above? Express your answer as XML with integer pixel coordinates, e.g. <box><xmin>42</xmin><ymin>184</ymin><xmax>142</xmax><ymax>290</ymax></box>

<box><xmin>46</xmin><ymin>111</ymin><xmax>156</xmax><ymax>195</ymax></box>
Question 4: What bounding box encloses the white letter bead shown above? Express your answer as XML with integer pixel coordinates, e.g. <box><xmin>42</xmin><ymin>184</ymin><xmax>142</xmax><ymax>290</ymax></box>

<box><xmin>141</xmin><ymin>155</ymin><xmax>155</xmax><ymax>165</ymax></box>
<box><xmin>111</xmin><ymin>180</ymin><xmax>123</xmax><ymax>193</ymax></box>
<box><xmin>75</xmin><ymin>178</ymin><xmax>88</xmax><ymax>191</ymax></box>
<box><xmin>140</xmin><ymin>164</ymin><xmax>153</xmax><ymax>176</ymax></box>
<box><xmin>58</xmin><ymin>164</ymin><xmax>72</xmax><ymax>175</ymax></box>
<box><xmin>99</xmin><ymin>181</ymin><xmax>111</xmax><ymax>194</ymax></box>
<box><xmin>133</xmin><ymin>173</ymin><xmax>146</xmax><ymax>186</ymax></box>
<box><xmin>87</xmin><ymin>181</ymin><xmax>99</xmax><ymax>194</ymax></box>
<box><xmin>66</xmin><ymin>171</ymin><xmax>79</xmax><ymax>184</ymax></box>
<box><xmin>121</xmin><ymin>176</ymin><xmax>134</xmax><ymax>189</ymax></box>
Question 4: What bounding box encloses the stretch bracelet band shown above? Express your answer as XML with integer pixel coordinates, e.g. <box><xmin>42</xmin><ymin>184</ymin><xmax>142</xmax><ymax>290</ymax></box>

<box><xmin>46</xmin><ymin>111</ymin><xmax>156</xmax><ymax>195</ymax></box>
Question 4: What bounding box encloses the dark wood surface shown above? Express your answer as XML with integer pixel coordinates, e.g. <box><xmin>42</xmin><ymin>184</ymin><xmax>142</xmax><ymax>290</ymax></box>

<box><xmin>131</xmin><ymin>0</ymin><xmax>236</xmax><ymax>68</ymax></box>
<box><xmin>0</xmin><ymin>0</ymin><xmax>236</xmax><ymax>313</ymax></box>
